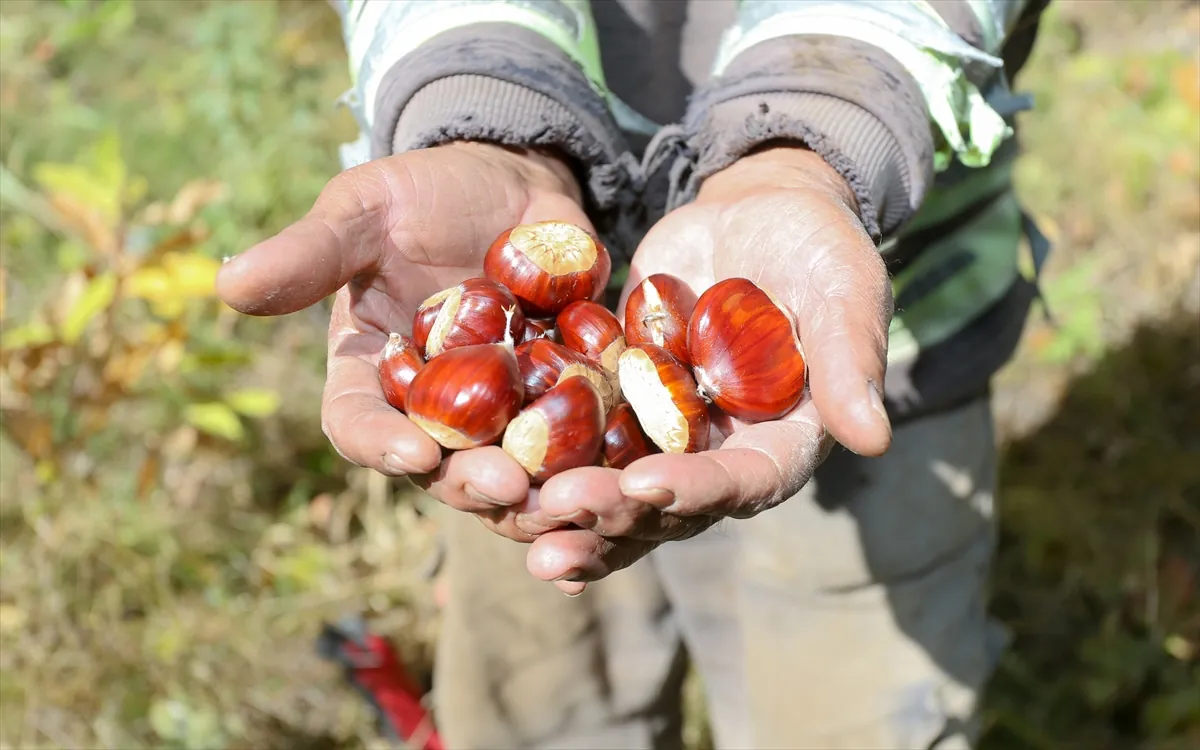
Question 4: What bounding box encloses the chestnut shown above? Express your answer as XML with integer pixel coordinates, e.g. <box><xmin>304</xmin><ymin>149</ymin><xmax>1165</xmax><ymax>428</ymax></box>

<box><xmin>502</xmin><ymin>375</ymin><xmax>605</xmax><ymax>482</ymax></box>
<box><xmin>484</xmin><ymin>220</ymin><xmax>611</xmax><ymax>317</ymax></box>
<box><xmin>413</xmin><ymin>277</ymin><xmax>525</xmax><ymax>358</ymax></box>
<box><xmin>405</xmin><ymin>310</ymin><xmax>525</xmax><ymax>449</ymax></box>
<box><xmin>617</xmin><ymin>343</ymin><xmax>710</xmax><ymax>454</ymax></box>
<box><xmin>687</xmin><ymin>277</ymin><xmax>807</xmax><ymax>423</ymax></box>
<box><xmin>519</xmin><ymin>317</ymin><xmax>557</xmax><ymax>344</ymax></box>
<box><xmin>623</xmin><ymin>273</ymin><xmax>697</xmax><ymax>366</ymax></box>
<box><xmin>378</xmin><ymin>332</ymin><xmax>424</xmax><ymax>411</ymax></box>
<box><xmin>557</xmin><ymin>300</ymin><xmax>626</xmax><ymax>375</ymax></box>
<box><xmin>601</xmin><ymin>403</ymin><xmax>659</xmax><ymax>469</ymax></box>
<box><xmin>515</xmin><ymin>338</ymin><xmax>618</xmax><ymax>412</ymax></box>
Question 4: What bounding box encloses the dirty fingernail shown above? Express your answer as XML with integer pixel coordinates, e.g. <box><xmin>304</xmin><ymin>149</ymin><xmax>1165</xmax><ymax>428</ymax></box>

<box><xmin>466</xmin><ymin>484</ymin><xmax>507</xmax><ymax>507</ymax></box>
<box><xmin>382</xmin><ymin>452</ymin><xmax>421</xmax><ymax>475</ymax></box>
<box><xmin>867</xmin><ymin>380</ymin><xmax>891</xmax><ymax>436</ymax></box>
<box><xmin>621</xmin><ymin>485</ymin><xmax>675</xmax><ymax>506</ymax></box>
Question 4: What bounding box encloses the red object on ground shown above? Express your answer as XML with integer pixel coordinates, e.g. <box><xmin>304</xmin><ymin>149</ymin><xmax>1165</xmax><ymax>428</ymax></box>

<box><xmin>317</xmin><ymin>617</ymin><xmax>444</xmax><ymax>750</ymax></box>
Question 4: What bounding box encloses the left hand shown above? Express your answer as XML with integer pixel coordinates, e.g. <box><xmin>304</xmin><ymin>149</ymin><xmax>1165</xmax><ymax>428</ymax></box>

<box><xmin>523</xmin><ymin>145</ymin><xmax>896</xmax><ymax>589</ymax></box>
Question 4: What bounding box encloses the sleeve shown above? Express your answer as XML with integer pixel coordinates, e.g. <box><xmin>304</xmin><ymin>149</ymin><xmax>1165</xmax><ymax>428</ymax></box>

<box><xmin>663</xmin><ymin>0</ymin><xmax>1048</xmax><ymax>242</ymax></box>
<box><xmin>330</xmin><ymin>0</ymin><xmax>635</xmax><ymax>237</ymax></box>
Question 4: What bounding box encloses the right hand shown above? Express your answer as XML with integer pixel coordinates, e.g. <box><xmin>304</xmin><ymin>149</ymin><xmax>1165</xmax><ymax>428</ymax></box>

<box><xmin>216</xmin><ymin>141</ymin><xmax>593</xmax><ymax>543</ymax></box>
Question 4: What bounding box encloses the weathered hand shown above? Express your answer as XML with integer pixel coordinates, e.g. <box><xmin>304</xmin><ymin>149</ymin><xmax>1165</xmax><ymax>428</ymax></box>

<box><xmin>215</xmin><ymin>142</ymin><xmax>594</xmax><ymax>544</ymax></box>
<box><xmin>524</xmin><ymin>146</ymin><xmax>895</xmax><ymax>585</ymax></box>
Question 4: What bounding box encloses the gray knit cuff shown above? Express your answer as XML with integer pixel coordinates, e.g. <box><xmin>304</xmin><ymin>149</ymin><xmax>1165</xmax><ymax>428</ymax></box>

<box><xmin>371</xmin><ymin>24</ymin><xmax>636</xmax><ymax>252</ymax></box>
<box><xmin>670</xmin><ymin>34</ymin><xmax>936</xmax><ymax>241</ymax></box>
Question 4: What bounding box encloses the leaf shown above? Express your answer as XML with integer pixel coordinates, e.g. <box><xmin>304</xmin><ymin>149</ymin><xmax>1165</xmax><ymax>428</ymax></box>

<box><xmin>183</xmin><ymin>402</ymin><xmax>244</xmax><ymax>442</ymax></box>
<box><xmin>124</xmin><ymin>265</ymin><xmax>173</xmax><ymax>301</ymax></box>
<box><xmin>160</xmin><ymin>252</ymin><xmax>219</xmax><ymax>297</ymax></box>
<box><xmin>225</xmin><ymin>388</ymin><xmax>280</xmax><ymax>418</ymax></box>
<box><xmin>60</xmin><ymin>271</ymin><xmax>117</xmax><ymax>344</ymax></box>
<box><xmin>0</xmin><ymin>321</ymin><xmax>56</xmax><ymax>351</ymax></box>
<box><xmin>33</xmin><ymin>161</ymin><xmax>120</xmax><ymax>227</ymax></box>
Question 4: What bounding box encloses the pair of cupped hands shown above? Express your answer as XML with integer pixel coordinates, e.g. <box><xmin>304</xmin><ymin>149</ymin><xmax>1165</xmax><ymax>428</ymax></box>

<box><xmin>216</xmin><ymin>140</ymin><xmax>894</xmax><ymax>595</ymax></box>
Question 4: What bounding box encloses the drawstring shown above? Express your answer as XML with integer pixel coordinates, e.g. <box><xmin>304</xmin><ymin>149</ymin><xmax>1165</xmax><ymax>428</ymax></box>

<box><xmin>632</xmin><ymin>122</ymin><xmax>696</xmax><ymax>215</ymax></box>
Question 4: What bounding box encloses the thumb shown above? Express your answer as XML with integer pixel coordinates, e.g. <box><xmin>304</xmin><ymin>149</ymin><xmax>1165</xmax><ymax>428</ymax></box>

<box><xmin>216</xmin><ymin>161</ymin><xmax>393</xmax><ymax>316</ymax></box>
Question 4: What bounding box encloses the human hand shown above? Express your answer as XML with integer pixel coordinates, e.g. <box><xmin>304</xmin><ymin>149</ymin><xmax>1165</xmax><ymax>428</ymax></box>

<box><xmin>523</xmin><ymin>145</ymin><xmax>895</xmax><ymax>584</ymax></box>
<box><xmin>215</xmin><ymin>141</ymin><xmax>595</xmax><ymax>543</ymax></box>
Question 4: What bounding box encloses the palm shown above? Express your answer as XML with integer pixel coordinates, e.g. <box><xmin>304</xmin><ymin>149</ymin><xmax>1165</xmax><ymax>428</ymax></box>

<box><xmin>217</xmin><ymin>143</ymin><xmax>595</xmax><ymax>543</ymax></box>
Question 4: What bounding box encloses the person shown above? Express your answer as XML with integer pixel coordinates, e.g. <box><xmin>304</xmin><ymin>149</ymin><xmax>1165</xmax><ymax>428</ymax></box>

<box><xmin>216</xmin><ymin>1</ymin><xmax>1054</xmax><ymax>747</ymax></box>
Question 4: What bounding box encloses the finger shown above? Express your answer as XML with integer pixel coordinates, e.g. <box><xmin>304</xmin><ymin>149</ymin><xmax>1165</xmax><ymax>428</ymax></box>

<box><xmin>791</xmin><ymin>200</ymin><xmax>893</xmax><ymax>457</ymax></box>
<box><xmin>539</xmin><ymin>466</ymin><xmax>703</xmax><ymax>540</ymax></box>
<box><xmin>618</xmin><ymin>400</ymin><xmax>828</xmax><ymax>518</ymax></box>
<box><xmin>424</xmin><ymin>446</ymin><xmax>531</xmax><ymax>511</ymax></box>
<box><xmin>217</xmin><ymin>161</ymin><xmax>395</xmax><ymax>316</ymax></box>
<box><xmin>525</xmin><ymin>527</ymin><xmax>659</xmax><ymax>583</ymax></box>
<box><xmin>321</xmin><ymin>344</ymin><xmax>443</xmax><ymax>476</ymax></box>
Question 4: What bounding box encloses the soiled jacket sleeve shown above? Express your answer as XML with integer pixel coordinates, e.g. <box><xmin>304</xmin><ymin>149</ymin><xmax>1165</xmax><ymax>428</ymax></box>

<box><xmin>330</xmin><ymin>0</ymin><xmax>634</xmax><ymax>241</ymax></box>
<box><xmin>671</xmin><ymin>0</ymin><xmax>1050</xmax><ymax>242</ymax></box>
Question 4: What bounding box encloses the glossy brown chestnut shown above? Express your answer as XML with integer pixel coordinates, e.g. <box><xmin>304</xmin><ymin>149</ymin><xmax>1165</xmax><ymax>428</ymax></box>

<box><xmin>502</xmin><ymin>375</ymin><xmax>605</xmax><ymax>482</ymax></box>
<box><xmin>515</xmin><ymin>338</ymin><xmax>618</xmax><ymax>412</ymax></box>
<box><xmin>557</xmin><ymin>300</ymin><xmax>626</xmax><ymax>374</ymax></box>
<box><xmin>617</xmin><ymin>343</ymin><xmax>710</xmax><ymax>454</ymax></box>
<box><xmin>378</xmin><ymin>332</ymin><xmax>424</xmax><ymax>411</ymax></box>
<box><xmin>414</xmin><ymin>277</ymin><xmax>524</xmax><ymax>358</ymax></box>
<box><xmin>484</xmin><ymin>220</ymin><xmax>611</xmax><ymax>317</ymax></box>
<box><xmin>687</xmin><ymin>277</ymin><xmax>807</xmax><ymax>423</ymax></box>
<box><xmin>519</xmin><ymin>317</ymin><xmax>557</xmax><ymax>344</ymax></box>
<box><xmin>601</xmin><ymin>403</ymin><xmax>659</xmax><ymax>469</ymax></box>
<box><xmin>405</xmin><ymin>313</ymin><xmax>524</xmax><ymax>449</ymax></box>
<box><xmin>623</xmin><ymin>273</ymin><xmax>698</xmax><ymax>366</ymax></box>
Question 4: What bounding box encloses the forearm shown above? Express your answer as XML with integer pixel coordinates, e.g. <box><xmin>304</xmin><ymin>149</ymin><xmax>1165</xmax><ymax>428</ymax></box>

<box><xmin>664</xmin><ymin>0</ymin><xmax>1049</xmax><ymax>241</ymax></box>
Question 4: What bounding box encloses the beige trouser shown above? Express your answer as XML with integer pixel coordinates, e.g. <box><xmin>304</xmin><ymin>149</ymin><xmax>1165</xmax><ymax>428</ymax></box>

<box><xmin>431</xmin><ymin>396</ymin><xmax>1008</xmax><ymax>750</ymax></box>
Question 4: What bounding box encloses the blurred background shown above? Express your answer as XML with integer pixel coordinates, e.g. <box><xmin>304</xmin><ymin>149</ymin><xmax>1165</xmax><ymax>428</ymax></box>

<box><xmin>0</xmin><ymin>0</ymin><xmax>1197</xmax><ymax>748</ymax></box>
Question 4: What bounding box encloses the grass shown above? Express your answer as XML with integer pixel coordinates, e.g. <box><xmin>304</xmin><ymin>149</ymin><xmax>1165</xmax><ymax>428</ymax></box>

<box><xmin>0</xmin><ymin>1</ymin><xmax>1197</xmax><ymax>748</ymax></box>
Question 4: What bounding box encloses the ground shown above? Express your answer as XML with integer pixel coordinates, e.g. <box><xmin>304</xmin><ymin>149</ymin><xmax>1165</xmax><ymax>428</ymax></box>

<box><xmin>0</xmin><ymin>1</ymin><xmax>1197</xmax><ymax>748</ymax></box>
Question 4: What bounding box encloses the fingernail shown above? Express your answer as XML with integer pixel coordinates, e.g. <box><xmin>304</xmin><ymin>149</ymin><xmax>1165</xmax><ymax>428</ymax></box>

<box><xmin>554</xmin><ymin>568</ymin><xmax>585</xmax><ymax>583</ymax></box>
<box><xmin>465</xmin><ymin>484</ymin><xmax>507</xmax><ymax>507</ymax></box>
<box><xmin>620</xmin><ymin>482</ymin><xmax>674</xmax><ymax>506</ymax></box>
<box><xmin>867</xmin><ymin>379</ymin><xmax>892</xmax><ymax>436</ymax></box>
<box><xmin>546</xmin><ymin>509</ymin><xmax>597</xmax><ymax>526</ymax></box>
<box><xmin>382</xmin><ymin>452</ymin><xmax>421</xmax><ymax>474</ymax></box>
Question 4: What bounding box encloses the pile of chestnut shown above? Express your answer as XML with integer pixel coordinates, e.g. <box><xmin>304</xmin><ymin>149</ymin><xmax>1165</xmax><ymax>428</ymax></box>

<box><xmin>378</xmin><ymin>220</ymin><xmax>807</xmax><ymax>483</ymax></box>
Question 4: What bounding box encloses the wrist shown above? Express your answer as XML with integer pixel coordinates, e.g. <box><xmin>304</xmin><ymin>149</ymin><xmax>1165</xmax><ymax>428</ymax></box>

<box><xmin>698</xmin><ymin>144</ymin><xmax>861</xmax><ymax>216</ymax></box>
<box><xmin>434</xmin><ymin>141</ymin><xmax>584</xmax><ymax>204</ymax></box>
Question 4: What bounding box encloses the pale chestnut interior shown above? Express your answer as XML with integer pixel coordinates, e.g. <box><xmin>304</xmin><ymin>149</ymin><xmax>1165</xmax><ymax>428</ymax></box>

<box><xmin>557</xmin><ymin>363</ymin><xmax>616</xmax><ymax>412</ymax></box>
<box><xmin>410</xmin><ymin>416</ymin><xmax>476</xmax><ymax>451</ymax></box>
<box><xmin>424</xmin><ymin>287</ymin><xmax>464</xmax><ymax>357</ymax></box>
<box><xmin>618</xmin><ymin>350</ymin><xmax>689</xmax><ymax>454</ymax></box>
<box><xmin>639</xmin><ymin>279</ymin><xmax>668</xmax><ymax>346</ymax></box>
<box><xmin>502</xmin><ymin>410</ymin><xmax>550</xmax><ymax>474</ymax></box>
<box><xmin>510</xmin><ymin>222</ymin><xmax>597</xmax><ymax>275</ymax></box>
